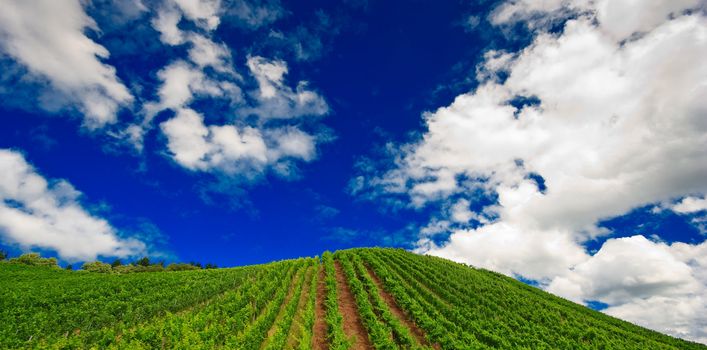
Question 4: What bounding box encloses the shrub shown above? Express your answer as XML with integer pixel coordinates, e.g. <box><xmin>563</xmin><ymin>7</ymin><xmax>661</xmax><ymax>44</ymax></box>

<box><xmin>134</xmin><ymin>264</ymin><xmax>164</xmax><ymax>273</ymax></box>
<box><xmin>82</xmin><ymin>261</ymin><xmax>112</xmax><ymax>273</ymax></box>
<box><xmin>112</xmin><ymin>265</ymin><xmax>138</xmax><ymax>273</ymax></box>
<box><xmin>9</xmin><ymin>253</ymin><xmax>59</xmax><ymax>268</ymax></box>
<box><xmin>166</xmin><ymin>263</ymin><xmax>200</xmax><ymax>271</ymax></box>
<box><xmin>111</xmin><ymin>263</ymin><xmax>165</xmax><ymax>273</ymax></box>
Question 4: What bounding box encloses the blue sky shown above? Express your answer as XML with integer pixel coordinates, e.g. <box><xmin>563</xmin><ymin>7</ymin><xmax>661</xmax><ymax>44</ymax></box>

<box><xmin>0</xmin><ymin>0</ymin><xmax>511</xmax><ymax>265</ymax></box>
<box><xmin>1</xmin><ymin>0</ymin><xmax>706</xmax><ymax>343</ymax></box>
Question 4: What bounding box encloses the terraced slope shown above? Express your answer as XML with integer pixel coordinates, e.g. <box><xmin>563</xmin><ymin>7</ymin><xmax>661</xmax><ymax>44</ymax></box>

<box><xmin>1</xmin><ymin>248</ymin><xmax>704</xmax><ymax>349</ymax></box>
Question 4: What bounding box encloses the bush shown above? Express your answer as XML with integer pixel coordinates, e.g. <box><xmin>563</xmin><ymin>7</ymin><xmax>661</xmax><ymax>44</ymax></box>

<box><xmin>166</xmin><ymin>263</ymin><xmax>200</xmax><ymax>271</ymax></box>
<box><xmin>110</xmin><ymin>263</ymin><xmax>165</xmax><ymax>273</ymax></box>
<box><xmin>0</xmin><ymin>250</ymin><xmax>7</xmax><ymax>261</ymax></box>
<box><xmin>9</xmin><ymin>253</ymin><xmax>59</xmax><ymax>268</ymax></box>
<box><xmin>82</xmin><ymin>261</ymin><xmax>112</xmax><ymax>273</ymax></box>
<box><xmin>112</xmin><ymin>265</ymin><xmax>138</xmax><ymax>273</ymax></box>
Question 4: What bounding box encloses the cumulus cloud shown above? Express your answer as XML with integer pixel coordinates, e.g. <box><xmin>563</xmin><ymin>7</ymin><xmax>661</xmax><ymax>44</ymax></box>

<box><xmin>149</xmin><ymin>55</ymin><xmax>326</xmax><ymax>178</ymax></box>
<box><xmin>0</xmin><ymin>0</ymin><xmax>133</xmax><ymax>127</ymax></box>
<box><xmin>360</xmin><ymin>0</ymin><xmax>707</xmax><ymax>342</ymax></box>
<box><xmin>143</xmin><ymin>60</ymin><xmax>240</xmax><ymax>117</ymax></box>
<box><xmin>548</xmin><ymin>236</ymin><xmax>700</xmax><ymax>304</ymax></box>
<box><xmin>0</xmin><ymin>149</ymin><xmax>146</xmax><ymax>261</ymax></box>
<box><xmin>161</xmin><ymin>108</ymin><xmax>316</xmax><ymax>176</ymax></box>
<box><xmin>548</xmin><ymin>236</ymin><xmax>707</xmax><ymax>343</ymax></box>
<box><xmin>143</xmin><ymin>2</ymin><xmax>328</xmax><ymax>181</ymax></box>
<box><xmin>147</xmin><ymin>11</ymin><xmax>327</xmax><ymax>178</ymax></box>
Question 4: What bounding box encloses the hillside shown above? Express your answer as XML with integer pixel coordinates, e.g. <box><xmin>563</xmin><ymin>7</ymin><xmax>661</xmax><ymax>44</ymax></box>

<box><xmin>0</xmin><ymin>248</ymin><xmax>703</xmax><ymax>349</ymax></box>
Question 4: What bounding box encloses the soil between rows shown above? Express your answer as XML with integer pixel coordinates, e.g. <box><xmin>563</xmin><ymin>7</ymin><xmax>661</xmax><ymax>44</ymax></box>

<box><xmin>365</xmin><ymin>265</ymin><xmax>439</xmax><ymax>349</ymax></box>
<box><xmin>334</xmin><ymin>261</ymin><xmax>373</xmax><ymax>350</ymax></box>
<box><xmin>313</xmin><ymin>265</ymin><xmax>328</xmax><ymax>350</ymax></box>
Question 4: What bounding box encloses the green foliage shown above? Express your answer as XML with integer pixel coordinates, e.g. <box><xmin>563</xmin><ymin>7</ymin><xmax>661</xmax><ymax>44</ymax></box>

<box><xmin>345</xmin><ymin>251</ymin><xmax>428</xmax><ymax>349</ymax></box>
<box><xmin>355</xmin><ymin>248</ymin><xmax>706</xmax><ymax>350</ymax></box>
<box><xmin>263</xmin><ymin>263</ymin><xmax>310</xmax><ymax>350</ymax></box>
<box><xmin>0</xmin><ymin>248</ymin><xmax>704</xmax><ymax>350</ymax></box>
<box><xmin>81</xmin><ymin>261</ymin><xmax>112</xmax><ymax>273</ymax></box>
<box><xmin>8</xmin><ymin>253</ymin><xmax>59</xmax><ymax>268</ymax></box>
<box><xmin>0</xmin><ymin>249</ymin><xmax>7</xmax><ymax>261</ymax></box>
<box><xmin>296</xmin><ymin>260</ymin><xmax>319</xmax><ymax>350</ymax></box>
<box><xmin>110</xmin><ymin>259</ymin><xmax>122</xmax><ymax>268</ymax></box>
<box><xmin>337</xmin><ymin>251</ymin><xmax>399</xmax><ymax>349</ymax></box>
<box><xmin>166</xmin><ymin>263</ymin><xmax>201</xmax><ymax>271</ymax></box>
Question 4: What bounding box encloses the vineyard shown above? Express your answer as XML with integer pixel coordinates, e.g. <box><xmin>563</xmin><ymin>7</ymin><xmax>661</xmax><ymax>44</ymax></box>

<box><xmin>1</xmin><ymin>248</ymin><xmax>704</xmax><ymax>349</ymax></box>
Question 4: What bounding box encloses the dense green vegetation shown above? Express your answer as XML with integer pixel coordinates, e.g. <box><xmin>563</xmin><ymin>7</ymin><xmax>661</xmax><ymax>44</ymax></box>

<box><xmin>1</xmin><ymin>248</ymin><xmax>704</xmax><ymax>349</ymax></box>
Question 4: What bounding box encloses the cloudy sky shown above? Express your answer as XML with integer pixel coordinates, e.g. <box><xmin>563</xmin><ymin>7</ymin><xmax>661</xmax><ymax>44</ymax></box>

<box><xmin>1</xmin><ymin>0</ymin><xmax>706</xmax><ymax>343</ymax></box>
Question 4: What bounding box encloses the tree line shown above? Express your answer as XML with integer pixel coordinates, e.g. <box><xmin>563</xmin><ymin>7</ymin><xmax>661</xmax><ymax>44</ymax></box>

<box><xmin>0</xmin><ymin>250</ymin><xmax>218</xmax><ymax>273</ymax></box>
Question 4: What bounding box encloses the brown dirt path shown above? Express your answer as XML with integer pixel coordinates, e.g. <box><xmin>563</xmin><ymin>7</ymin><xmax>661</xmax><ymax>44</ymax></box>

<box><xmin>313</xmin><ymin>265</ymin><xmax>328</xmax><ymax>350</ymax></box>
<box><xmin>366</xmin><ymin>265</ymin><xmax>439</xmax><ymax>349</ymax></box>
<box><xmin>335</xmin><ymin>261</ymin><xmax>373</xmax><ymax>350</ymax></box>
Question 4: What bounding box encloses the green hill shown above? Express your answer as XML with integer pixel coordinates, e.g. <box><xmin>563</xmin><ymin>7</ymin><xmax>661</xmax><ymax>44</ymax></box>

<box><xmin>0</xmin><ymin>248</ymin><xmax>703</xmax><ymax>349</ymax></box>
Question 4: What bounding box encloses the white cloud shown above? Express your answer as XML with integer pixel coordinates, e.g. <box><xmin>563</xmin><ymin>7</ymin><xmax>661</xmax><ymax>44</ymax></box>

<box><xmin>148</xmin><ymin>56</ymin><xmax>325</xmax><ymax>177</ymax></box>
<box><xmin>243</xmin><ymin>56</ymin><xmax>329</xmax><ymax>119</ymax></box>
<box><xmin>174</xmin><ymin>0</ymin><xmax>221</xmax><ymax>31</ymax></box>
<box><xmin>0</xmin><ymin>0</ymin><xmax>133</xmax><ymax>127</ymax></box>
<box><xmin>387</xmin><ymin>12</ymin><xmax>706</xmax><ymax>253</ymax></box>
<box><xmin>673</xmin><ymin>196</ymin><xmax>707</xmax><ymax>214</ymax></box>
<box><xmin>152</xmin><ymin>0</ymin><xmax>221</xmax><ymax>45</ymax></box>
<box><xmin>160</xmin><ymin>108</ymin><xmax>316</xmax><ymax>176</ymax></box>
<box><xmin>364</xmin><ymin>0</ymin><xmax>707</xmax><ymax>342</ymax></box>
<box><xmin>547</xmin><ymin>236</ymin><xmax>700</xmax><ymax>304</ymax></box>
<box><xmin>490</xmin><ymin>0</ymin><xmax>703</xmax><ymax>41</ymax></box>
<box><xmin>144</xmin><ymin>60</ymin><xmax>240</xmax><ymax>116</ymax></box>
<box><xmin>160</xmin><ymin>109</ymin><xmax>214</xmax><ymax>170</ymax></box>
<box><xmin>419</xmin><ymin>222</ymin><xmax>589</xmax><ymax>281</ymax></box>
<box><xmin>594</xmin><ymin>0</ymin><xmax>703</xmax><ymax>40</ymax></box>
<box><xmin>152</xmin><ymin>3</ymin><xmax>185</xmax><ymax>45</ymax></box>
<box><xmin>450</xmin><ymin>199</ymin><xmax>474</xmax><ymax>223</ymax></box>
<box><xmin>144</xmin><ymin>3</ymin><xmax>328</xmax><ymax>181</ymax></box>
<box><xmin>265</xmin><ymin>127</ymin><xmax>316</xmax><ymax>161</ymax></box>
<box><xmin>547</xmin><ymin>236</ymin><xmax>707</xmax><ymax>343</ymax></box>
<box><xmin>128</xmin><ymin>59</ymin><xmax>241</xmax><ymax>149</ymax></box>
<box><xmin>188</xmin><ymin>34</ymin><xmax>233</xmax><ymax>72</ymax></box>
<box><xmin>605</xmin><ymin>296</ymin><xmax>707</xmax><ymax>345</ymax></box>
<box><xmin>0</xmin><ymin>149</ymin><xmax>146</xmax><ymax>261</ymax></box>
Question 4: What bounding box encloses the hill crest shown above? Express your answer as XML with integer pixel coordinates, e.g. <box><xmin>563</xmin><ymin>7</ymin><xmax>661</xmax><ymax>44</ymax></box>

<box><xmin>1</xmin><ymin>247</ymin><xmax>704</xmax><ymax>349</ymax></box>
